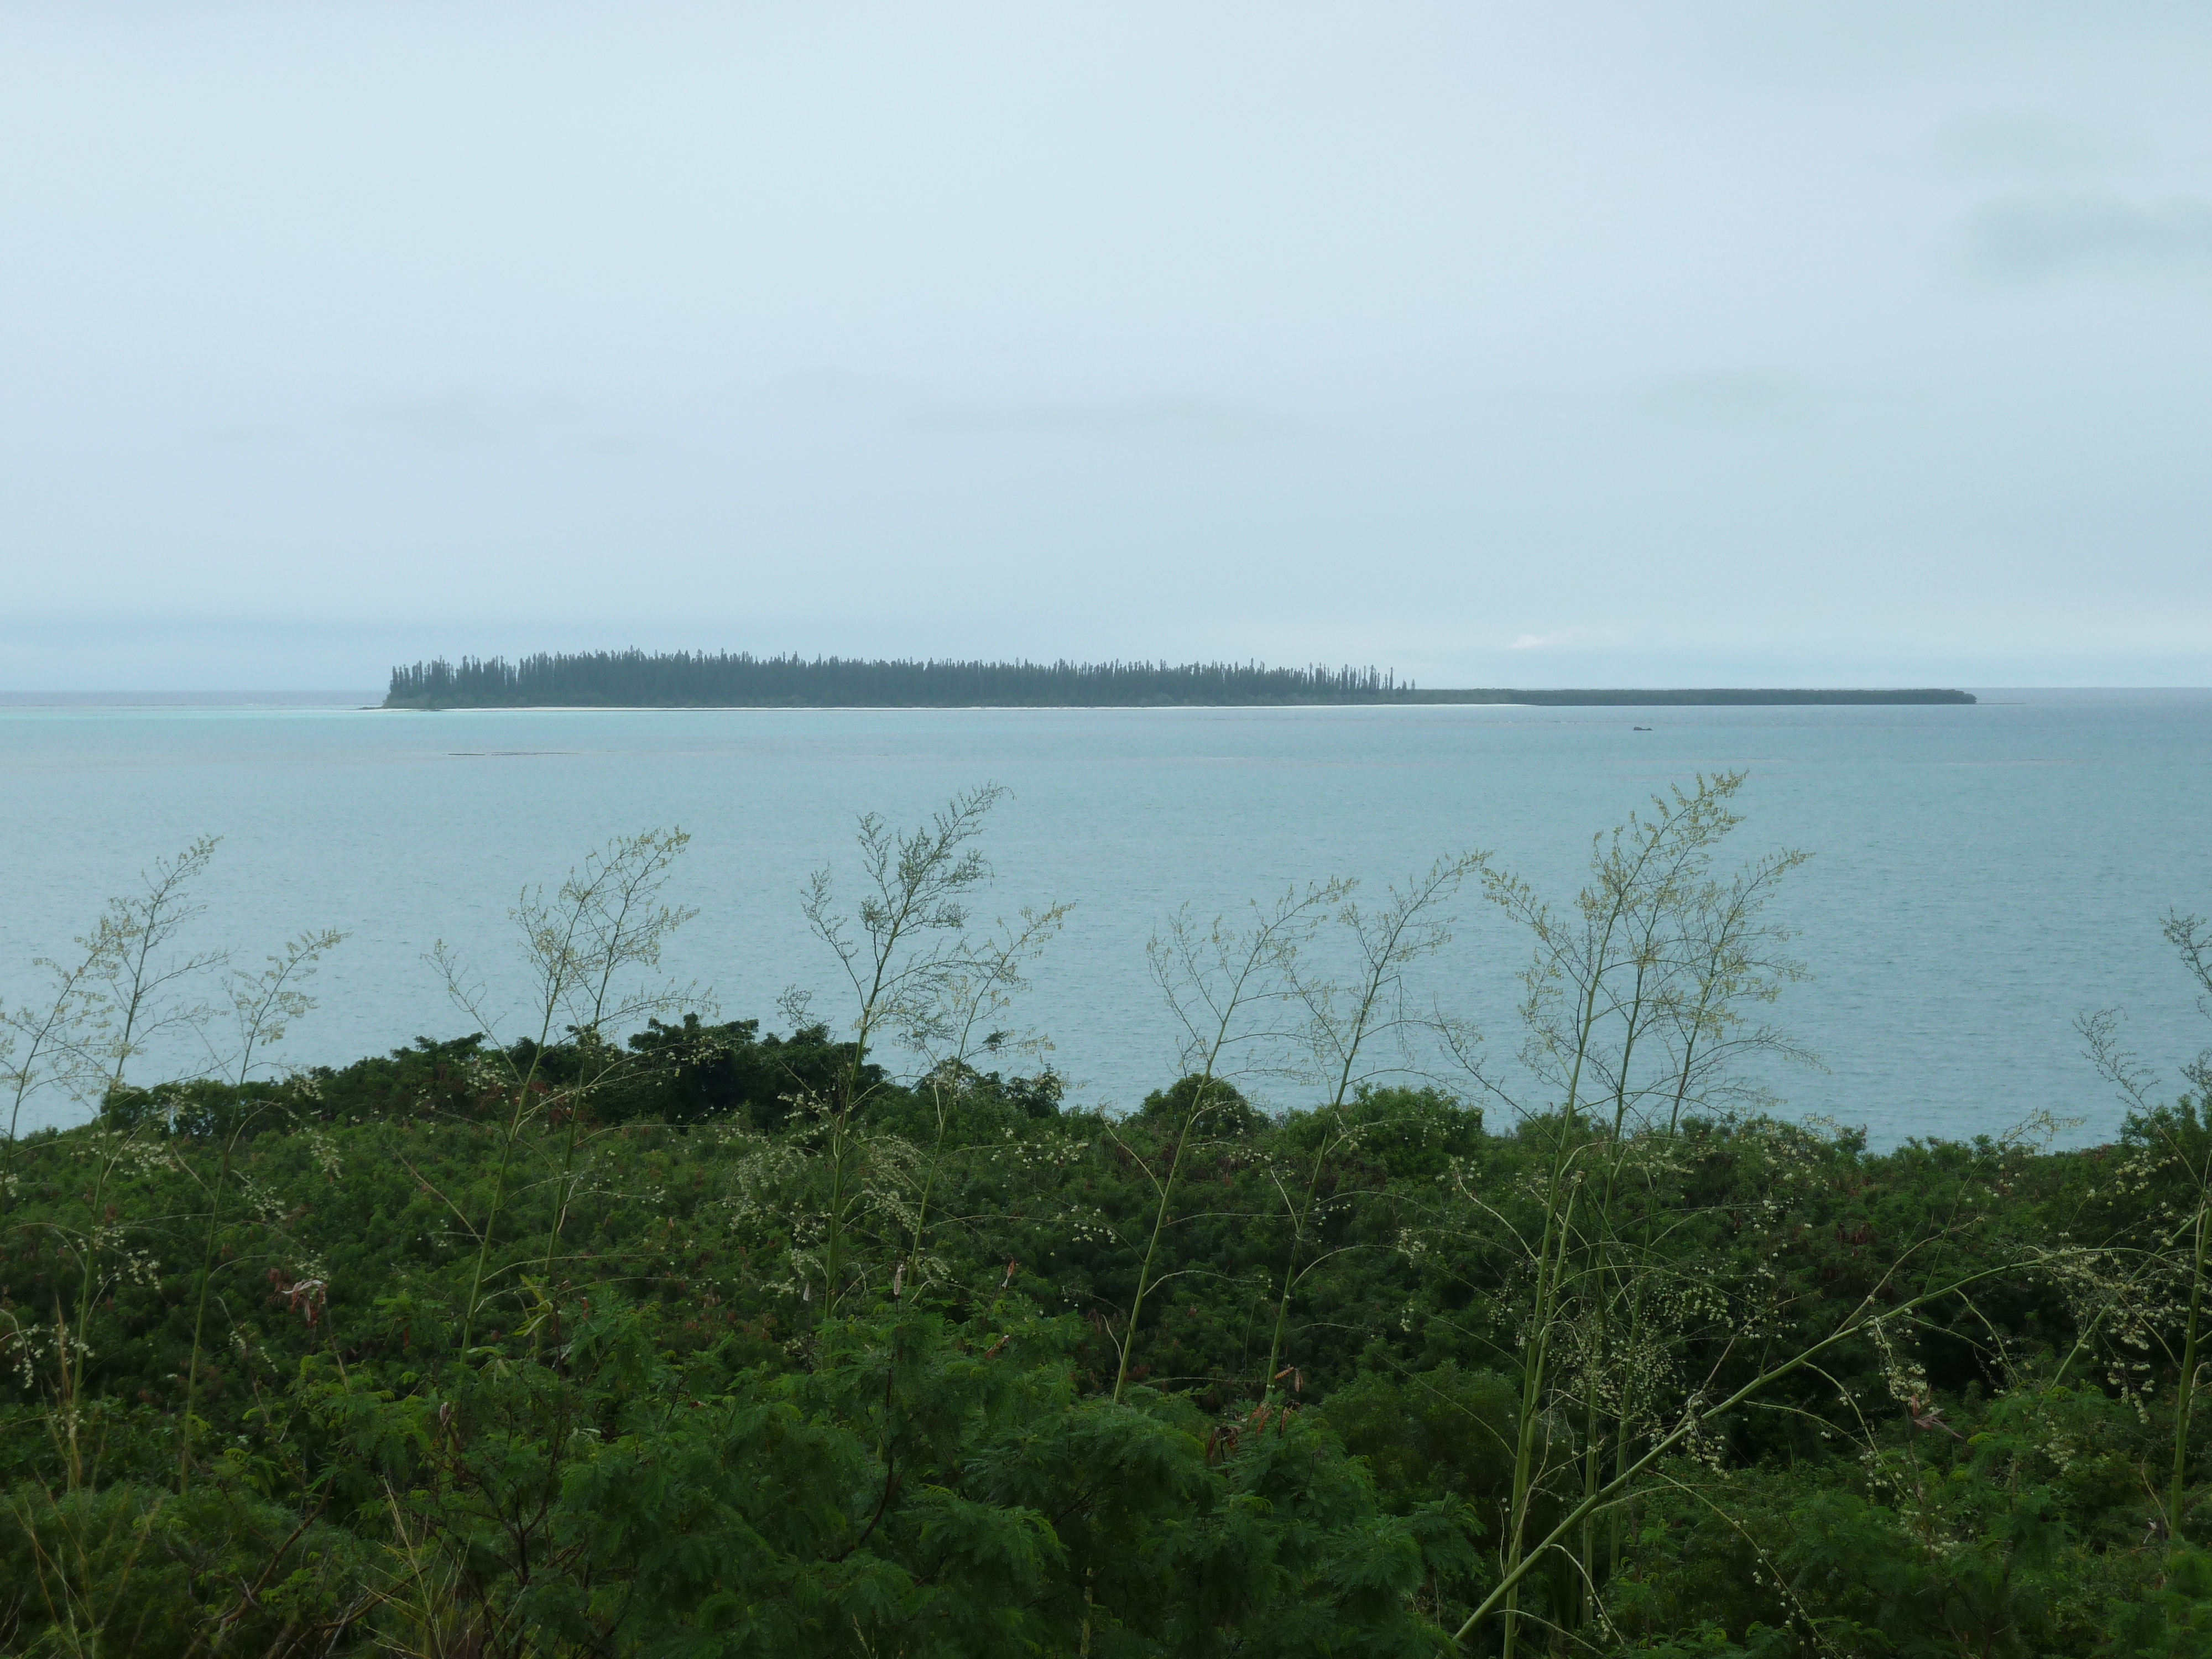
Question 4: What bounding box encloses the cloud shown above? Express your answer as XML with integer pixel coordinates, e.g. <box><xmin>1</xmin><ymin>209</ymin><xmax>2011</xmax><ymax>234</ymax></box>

<box><xmin>909</xmin><ymin>396</ymin><xmax>1292</xmax><ymax>442</ymax></box>
<box><xmin>1635</xmin><ymin>370</ymin><xmax>1825</xmax><ymax>430</ymax></box>
<box><xmin>346</xmin><ymin>390</ymin><xmax>582</xmax><ymax>447</ymax></box>
<box><xmin>1965</xmin><ymin>191</ymin><xmax>2212</xmax><ymax>282</ymax></box>
<box><xmin>1509</xmin><ymin>627</ymin><xmax>1611</xmax><ymax>651</ymax></box>
<box><xmin>1940</xmin><ymin>112</ymin><xmax>2125</xmax><ymax>178</ymax></box>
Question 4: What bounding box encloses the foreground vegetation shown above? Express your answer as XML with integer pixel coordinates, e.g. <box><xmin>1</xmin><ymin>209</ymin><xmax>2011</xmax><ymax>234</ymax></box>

<box><xmin>1</xmin><ymin>779</ymin><xmax>2204</xmax><ymax>1657</ymax></box>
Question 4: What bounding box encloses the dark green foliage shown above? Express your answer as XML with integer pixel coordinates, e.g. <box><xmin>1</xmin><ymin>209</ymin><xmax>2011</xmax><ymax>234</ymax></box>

<box><xmin>1136</xmin><ymin>1073</ymin><xmax>1267</xmax><ymax>1137</ymax></box>
<box><xmin>2</xmin><ymin>1024</ymin><xmax>2209</xmax><ymax>1655</ymax></box>
<box><xmin>612</xmin><ymin>1016</ymin><xmax>886</xmax><ymax>1129</ymax></box>
<box><xmin>1321</xmin><ymin>1363</ymin><xmax>1519</xmax><ymax>1517</ymax></box>
<box><xmin>273</xmin><ymin>1032</ymin><xmax>498</xmax><ymax>1122</ymax></box>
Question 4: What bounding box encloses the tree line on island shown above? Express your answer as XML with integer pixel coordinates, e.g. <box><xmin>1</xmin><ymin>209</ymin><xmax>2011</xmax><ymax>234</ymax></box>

<box><xmin>382</xmin><ymin>651</ymin><xmax>1976</xmax><ymax>709</ymax></box>
<box><xmin>3</xmin><ymin>775</ymin><xmax>2187</xmax><ymax>1658</ymax></box>
<box><xmin>385</xmin><ymin>652</ymin><xmax>1415</xmax><ymax>708</ymax></box>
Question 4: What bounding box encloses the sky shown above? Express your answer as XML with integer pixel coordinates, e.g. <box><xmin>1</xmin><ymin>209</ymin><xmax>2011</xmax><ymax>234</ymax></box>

<box><xmin>3</xmin><ymin>1</ymin><xmax>2208</xmax><ymax>691</ymax></box>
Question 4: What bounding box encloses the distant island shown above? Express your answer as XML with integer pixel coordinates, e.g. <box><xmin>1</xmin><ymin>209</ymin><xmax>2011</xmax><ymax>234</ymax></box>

<box><xmin>383</xmin><ymin>652</ymin><xmax>1976</xmax><ymax>709</ymax></box>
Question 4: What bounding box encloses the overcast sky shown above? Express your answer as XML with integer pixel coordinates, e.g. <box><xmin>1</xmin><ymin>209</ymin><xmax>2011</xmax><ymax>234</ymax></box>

<box><xmin>3</xmin><ymin>1</ymin><xmax>2208</xmax><ymax>690</ymax></box>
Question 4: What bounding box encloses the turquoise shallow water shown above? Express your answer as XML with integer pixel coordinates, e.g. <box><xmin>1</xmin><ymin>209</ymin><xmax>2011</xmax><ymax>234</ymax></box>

<box><xmin>2</xmin><ymin>691</ymin><xmax>2208</xmax><ymax>1145</ymax></box>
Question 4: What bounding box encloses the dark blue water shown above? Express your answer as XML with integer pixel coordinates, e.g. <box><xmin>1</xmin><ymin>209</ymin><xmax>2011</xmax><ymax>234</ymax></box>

<box><xmin>3</xmin><ymin>691</ymin><xmax>2206</xmax><ymax>1145</ymax></box>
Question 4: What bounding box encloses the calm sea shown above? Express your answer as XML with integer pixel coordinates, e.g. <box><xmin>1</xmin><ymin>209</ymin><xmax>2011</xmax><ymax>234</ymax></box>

<box><xmin>3</xmin><ymin>691</ymin><xmax>2208</xmax><ymax>1146</ymax></box>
